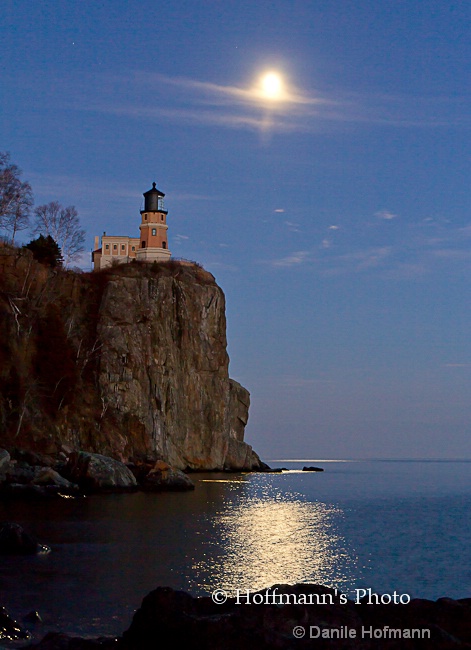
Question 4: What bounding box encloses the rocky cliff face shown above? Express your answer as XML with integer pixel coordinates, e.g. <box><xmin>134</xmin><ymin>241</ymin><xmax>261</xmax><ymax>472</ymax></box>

<box><xmin>0</xmin><ymin>245</ymin><xmax>261</xmax><ymax>470</ymax></box>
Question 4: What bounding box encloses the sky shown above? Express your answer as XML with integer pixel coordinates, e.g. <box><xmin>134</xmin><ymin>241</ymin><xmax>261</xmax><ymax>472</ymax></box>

<box><xmin>2</xmin><ymin>0</ymin><xmax>471</xmax><ymax>460</ymax></box>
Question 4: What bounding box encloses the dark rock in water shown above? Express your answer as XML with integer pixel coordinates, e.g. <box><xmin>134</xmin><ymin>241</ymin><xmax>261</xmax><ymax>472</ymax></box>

<box><xmin>5</xmin><ymin>462</ymin><xmax>37</xmax><ymax>484</ymax></box>
<box><xmin>0</xmin><ymin>606</ymin><xmax>31</xmax><ymax>641</ymax></box>
<box><xmin>32</xmin><ymin>467</ymin><xmax>78</xmax><ymax>490</ymax></box>
<box><xmin>126</xmin><ymin>461</ymin><xmax>154</xmax><ymax>484</ymax></box>
<box><xmin>143</xmin><ymin>461</ymin><xmax>195</xmax><ymax>491</ymax></box>
<box><xmin>0</xmin><ymin>522</ymin><xmax>51</xmax><ymax>555</ymax></box>
<box><xmin>11</xmin><ymin>449</ymin><xmax>55</xmax><ymax>467</ymax></box>
<box><xmin>23</xmin><ymin>610</ymin><xmax>43</xmax><ymax>624</ymax></box>
<box><xmin>302</xmin><ymin>466</ymin><xmax>324</xmax><ymax>472</ymax></box>
<box><xmin>66</xmin><ymin>452</ymin><xmax>138</xmax><ymax>491</ymax></box>
<box><xmin>28</xmin><ymin>632</ymin><xmax>117</xmax><ymax>649</ymax></box>
<box><xmin>0</xmin><ymin>483</ymin><xmax>80</xmax><ymax>500</ymax></box>
<box><xmin>0</xmin><ymin>448</ymin><xmax>10</xmax><ymax>473</ymax></box>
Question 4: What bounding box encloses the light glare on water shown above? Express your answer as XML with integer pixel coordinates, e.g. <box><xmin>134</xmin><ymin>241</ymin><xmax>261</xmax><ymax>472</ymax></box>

<box><xmin>190</xmin><ymin>483</ymin><xmax>360</xmax><ymax>595</ymax></box>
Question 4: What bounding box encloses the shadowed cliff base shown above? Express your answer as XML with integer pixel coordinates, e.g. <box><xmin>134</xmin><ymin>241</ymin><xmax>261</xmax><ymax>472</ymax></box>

<box><xmin>0</xmin><ymin>244</ymin><xmax>261</xmax><ymax>471</ymax></box>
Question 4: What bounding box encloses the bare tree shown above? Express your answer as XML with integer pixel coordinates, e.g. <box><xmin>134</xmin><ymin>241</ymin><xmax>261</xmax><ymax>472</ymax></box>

<box><xmin>0</xmin><ymin>152</ymin><xmax>33</xmax><ymax>243</ymax></box>
<box><xmin>33</xmin><ymin>201</ymin><xmax>85</xmax><ymax>266</ymax></box>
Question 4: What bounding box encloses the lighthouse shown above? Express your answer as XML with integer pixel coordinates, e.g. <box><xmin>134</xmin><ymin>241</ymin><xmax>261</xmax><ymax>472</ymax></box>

<box><xmin>92</xmin><ymin>182</ymin><xmax>171</xmax><ymax>270</ymax></box>
<box><xmin>135</xmin><ymin>182</ymin><xmax>171</xmax><ymax>262</ymax></box>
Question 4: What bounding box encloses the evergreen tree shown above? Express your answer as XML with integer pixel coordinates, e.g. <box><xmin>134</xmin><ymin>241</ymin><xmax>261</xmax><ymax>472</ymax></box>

<box><xmin>24</xmin><ymin>234</ymin><xmax>63</xmax><ymax>268</ymax></box>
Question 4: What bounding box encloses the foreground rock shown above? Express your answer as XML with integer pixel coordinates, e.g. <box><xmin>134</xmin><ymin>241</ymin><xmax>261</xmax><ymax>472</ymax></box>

<box><xmin>0</xmin><ymin>448</ymin><xmax>199</xmax><ymax>496</ymax></box>
<box><xmin>66</xmin><ymin>452</ymin><xmax>138</xmax><ymax>491</ymax></box>
<box><xmin>0</xmin><ymin>523</ymin><xmax>50</xmax><ymax>555</ymax></box>
<box><xmin>28</xmin><ymin>632</ymin><xmax>117</xmax><ymax>649</ymax></box>
<box><xmin>22</xmin><ymin>583</ymin><xmax>471</xmax><ymax>649</ymax></box>
<box><xmin>119</xmin><ymin>584</ymin><xmax>471</xmax><ymax>650</ymax></box>
<box><xmin>0</xmin><ymin>454</ymin><xmax>81</xmax><ymax>499</ymax></box>
<box><xmin>0</xmin><ymin>448</ymin><xmax>10</xmax><ymax>473</ymax></box>
<box><xmin>142</xmin><ymin>461</ymin><xmax>195</xmax><ymax>491</ymax></box>
<box><xmin>0</xmin><ymin>606</ymin><xmax>30</xmax><ymax>642</ymax></box>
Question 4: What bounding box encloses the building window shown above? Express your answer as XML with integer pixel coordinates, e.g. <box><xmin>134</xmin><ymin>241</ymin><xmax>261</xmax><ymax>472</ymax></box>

<box><xmin>152</xmin><ymin>228</ymin><xmax>156</xmax><ymax>236</ymax></box>
<box><xmin>105</xmin><ymin>244</ymin><xmax>109</xmax><ymax>249</ymax></box>
<box><xmin>141</xmin><ymin>241</ymin><xmax>146</xmax><ymax>248</ymax></box>
<box><xmin>121</xmin><ymin>244</ymin><xmax>125</xmax><ymax>251</ymax></box>
<box><xmin>162</xmin><ymin>241</ymin><xmax>167</xmax><ymax>249</ymax></box>
<box><xmin>131</xmin><ymin>246</ymin><xmax>135</xmax><ymax>251</ymax></box>
<box><xmin>113</xmin><ymin>244</ymin><xmax>117</xmax><ymax>250</ymax></box>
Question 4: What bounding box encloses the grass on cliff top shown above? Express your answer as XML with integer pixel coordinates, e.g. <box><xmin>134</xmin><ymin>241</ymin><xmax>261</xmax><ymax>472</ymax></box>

<box><xmin>91</xmin><ymin>258</ymin><xmax>216</xmax><ymax>285</ymax></box>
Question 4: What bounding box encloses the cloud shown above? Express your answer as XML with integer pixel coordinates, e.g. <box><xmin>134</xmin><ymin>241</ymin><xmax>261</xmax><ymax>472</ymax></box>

<box><xmin>273</xmin><ymin>213</ymin><xmax>471</xmax><ymax>280</ymax></box>
<box><xmin>75</xmin><ymin>71</ymin><xmax>358</xmax><ymax>134</ymax></box>
<box><xmin>380</xmin><ymin>262</ymin><xmax>428</xmax><ymax>280</ymax></box>
<box><xmin>135</xmin><ymin>71</ymin><xmax>330</xmax><ymax>109</ymax></box>
<box><xmin>430</xmin><ymin>248</ymin><xmax>471</xmax><ymax>260</ymax></box>
<box><xmin>270</xmin><ymin>250</ymin><xmax>310</xmax><ymax>268</ymax></box>
<box><xmin>174</xmin><ymin>234</ymin><xmax>189</xmax><ymax>244</ymax></box>
<box><xmin>274</xmin><ymin>208</ymin><xmax>285</xmax><ymax>213</ymax></box>
<box><xmin>444</xmin><ymin>363</ymin><xmax>471</xmax><ymax>368</ymax></box>
<box><xmin>27</xmin><ymin>172</ymin><xmax>138</xmax><ymax>202</ymax></box>
<box><xmin>328</xmin><ymin>225</ymin><xmax>339</xmax><ymax>230</ymax></box>
<box><xmin>337</xmin><ymin>246</ymin><xmax>392</xmax><ymax>270</ymax></box>
<box><xmin>375</xmin><ymin>210</ymin><xmax>397</xmax><ymax>221</ymax></box>
<box><xmin>285</xmin><ymin>220</ymin><xmax>301</xmax><ymax>233</ymax></box>
<box><xmin>27</xmin><ymin>66</ymin><xmax>471</xmax><ymax>135</ymax></box>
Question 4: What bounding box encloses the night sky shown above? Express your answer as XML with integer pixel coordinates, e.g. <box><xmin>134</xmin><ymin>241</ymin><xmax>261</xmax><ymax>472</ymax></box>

<box><xmin>2</xmin><ymin>1</ymin><xmax>471</xmax><ymax>460</ymax></box>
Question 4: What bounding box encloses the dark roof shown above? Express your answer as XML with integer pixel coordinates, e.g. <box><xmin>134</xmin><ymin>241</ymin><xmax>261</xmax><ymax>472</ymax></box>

<box><xmin>143</xmin><ymin>181</ymin><xmax>165</xmax><ymax>198</ymax></box>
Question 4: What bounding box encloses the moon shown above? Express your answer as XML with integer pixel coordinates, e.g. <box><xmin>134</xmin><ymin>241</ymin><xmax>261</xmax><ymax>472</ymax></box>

<box><xmin>260</xmin><ymin>72</ymin><xmax>283</xmax><ymax>99</ymax></box>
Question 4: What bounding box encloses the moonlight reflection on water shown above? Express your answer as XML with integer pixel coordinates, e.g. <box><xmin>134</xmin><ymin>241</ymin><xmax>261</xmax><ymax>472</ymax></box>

<box><xmin>190</xmin><ymin>482</ymin><xmax>360</xmax><ymax>595</ymax></box>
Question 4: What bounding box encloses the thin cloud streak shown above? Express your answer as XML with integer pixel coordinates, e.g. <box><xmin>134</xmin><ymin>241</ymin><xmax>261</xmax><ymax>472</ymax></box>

<box><xmin>269</xmin><ymin>251</ymin><xmax>311</xmax><ymax>267</ymax></box>
<box><xmin>22</xmin><ymin>68</ymin><xmax>471</xmax><ymax>134</ymax></box>
<box><xmin>137</xmin><ymin>71</ymin><xmax>331</xmax><ymax>107</ymax></box>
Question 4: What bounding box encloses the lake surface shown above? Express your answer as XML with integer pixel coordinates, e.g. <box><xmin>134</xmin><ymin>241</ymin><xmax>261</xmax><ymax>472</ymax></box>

<box><xmin>1</xmin><ymin>459</ymin><xmax>470</xmax><ymax>640</ymax></box>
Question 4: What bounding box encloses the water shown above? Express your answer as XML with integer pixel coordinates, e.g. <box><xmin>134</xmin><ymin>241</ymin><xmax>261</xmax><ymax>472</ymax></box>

<box><xmin>0</xmin><ymin>460</ymin><xmax>470</xmax><ymax>641</ymax></box>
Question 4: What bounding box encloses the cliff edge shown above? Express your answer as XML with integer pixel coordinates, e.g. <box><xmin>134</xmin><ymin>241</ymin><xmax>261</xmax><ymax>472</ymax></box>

<box><xmin>0</xmin><ymin>245</ymin><xmax>261</xmax><ymax>471</ymax></box>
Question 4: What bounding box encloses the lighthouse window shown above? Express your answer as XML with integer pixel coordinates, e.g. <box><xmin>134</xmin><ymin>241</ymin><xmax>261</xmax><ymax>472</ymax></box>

<box><xmin>162</xmin><ymin>241</ymin><xmax>167</xmax><ymax>249</ymax></box>
<box><xmin>152</xmin><ymin>228</ymin><xmax>156</xmax><ymax>236</ymax></box>
<box><xmin>141</xmin><ymin>241</ymin><xmax>146</xmax><ymax>248</ymax></box>
<box><xmin>144</xmin><ymin>214</ymin><xmax>147</xmax><ymax>220</ymax></box>
<box><xmin>161</xmin><ymin>215</ymin><xmax>164</xmax><ymax>221</ymax></box>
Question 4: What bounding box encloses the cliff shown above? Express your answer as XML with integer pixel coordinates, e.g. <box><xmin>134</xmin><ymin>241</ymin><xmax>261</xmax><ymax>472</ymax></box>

<box><xmin>0</xmin><ymin>245</ymin><xmax>261</xmax><ymax>470</ymax></box>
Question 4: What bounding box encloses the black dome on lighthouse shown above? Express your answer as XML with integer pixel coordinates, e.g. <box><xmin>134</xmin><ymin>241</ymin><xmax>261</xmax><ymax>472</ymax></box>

<box><xmin>142</xmin><ymin>182</ymin><xmax>167</xmax><ymax>213</ymax></box>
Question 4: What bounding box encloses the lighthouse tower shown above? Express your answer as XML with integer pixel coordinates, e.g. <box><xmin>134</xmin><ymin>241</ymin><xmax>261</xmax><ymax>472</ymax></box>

<box><xmin>135</xmin><ymin>182</ymin><xmax>171</xmax><ymax>262</ymax></box>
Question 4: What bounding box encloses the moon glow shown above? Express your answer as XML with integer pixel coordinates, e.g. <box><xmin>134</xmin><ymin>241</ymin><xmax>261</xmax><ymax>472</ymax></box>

<box><xmin>260</xmin><ymin>72</ymin><xmax>283</xmax><ymax>99</ymax></box>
